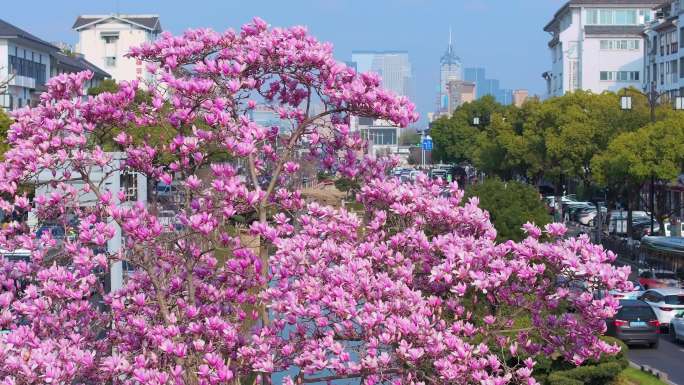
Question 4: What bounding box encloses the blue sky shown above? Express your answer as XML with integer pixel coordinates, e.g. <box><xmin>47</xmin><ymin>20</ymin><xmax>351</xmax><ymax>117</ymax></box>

<box><xmin>3</xmin><ymin>0</ymin><xmax>566</xmax><ymax>126</ymax></box>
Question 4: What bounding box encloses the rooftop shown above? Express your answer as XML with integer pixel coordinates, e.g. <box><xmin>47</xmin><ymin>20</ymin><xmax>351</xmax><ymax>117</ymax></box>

<box><xmin>545</xmin><ymin>0</ymin><xmax>663</xmax><ymax>31</ymax></box>
<box><xmin>73</xmin><ymin>14</ymin><xmax>162</xmax><ymax>32</ymax></box>
<box><xmin>52</xmin><ymin>51</ymin><xmax>110</xmax><ymax>78</ymax></box>
<box><xmin>0</xmin><ymin>18</ymin><xmax>58</xmax><ymax>51</ymax></box>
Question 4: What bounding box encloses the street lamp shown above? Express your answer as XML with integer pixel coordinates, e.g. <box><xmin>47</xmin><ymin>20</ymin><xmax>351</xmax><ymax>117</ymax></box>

<box><xmin>620</xmin><ymin>95</ymin><xmax>632</xmax><ymax>110</ymax></box>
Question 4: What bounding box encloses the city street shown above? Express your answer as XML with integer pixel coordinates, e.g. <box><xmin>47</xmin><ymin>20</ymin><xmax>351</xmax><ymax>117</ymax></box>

<box><xmin>629</xmin><ymin>336</ymin><xmax>684</xmax><ymax>385</ymax></box>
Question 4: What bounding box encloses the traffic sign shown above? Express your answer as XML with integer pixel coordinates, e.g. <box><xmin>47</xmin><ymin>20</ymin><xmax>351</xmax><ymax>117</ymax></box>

<box><xmin>422</xmin><ymin>136</ymin><xmax>433</xmax><ymax>151</ymax></box>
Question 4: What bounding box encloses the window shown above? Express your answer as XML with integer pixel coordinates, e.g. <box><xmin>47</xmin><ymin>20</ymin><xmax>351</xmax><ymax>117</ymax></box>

<box><xmin>105</xmin><ymin>57</ymin><xmax>117</xmax><ymax>67</ymax></box>
<box><xmin>664</xmin><ymin>295</ymin><xmax>684</xmax><ymax>305</ymax></box>
<box><xmin>364</xmin><ymin>128</ymin><xmax>397</xmax><ymax>146</ymax></box>
<box><xmin>587</xmin><ymin>9</ymin><xmax>599</xmax><ymax>25</ymax></box>
<box><xmin>600</xmin><ymin>39</ymin><xmax>640</xmax><ymax>50</ymax></box>
<box><xmin>586</xmin><ymin>8</ymin><xmax>649</xmax><ymax>25</ymax></box>
<box><xmin>600</xmin><ymin>71</ymin><xmax>639</xmax><ymax>81</ymax></box>
<box><xmin>101</xmin><ymin>32</ymin><xmax>119</xmax><ymax>44</ymax></box>
<box><xmin>680</xmin><ymin>58</ymin><xmax>684</xmax><ymax>78</ymax></box>
<box><xmin>8</xmin><ymin>54</ymin><xmax>46</xmax><ymax>85</ymax></box>
<box><xmin>120</xmin><ymin>171</ymin><xmax>138</xmax><ymax>202</ymax></box>
<box><xmin>616</xmin><ymin>306</ymin><xmax>656</xmax><ymax>321</ymax></box>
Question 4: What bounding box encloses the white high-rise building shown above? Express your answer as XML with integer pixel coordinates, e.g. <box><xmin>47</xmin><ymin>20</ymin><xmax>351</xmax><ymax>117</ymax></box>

<box><xmin>351</xmin><ymin>51</ymin><xmax>412</xmax><ymax>98</ymax></box>
<box><xmin>543</xmin><ymin>0</ymin><xmax>660</xmax><ymax>98</ymax></box>
<box><xmin>73</xmin><ymin>14</ymin><xmax>162</xmax><ymax>83</ymax></box>
<box><xmin>439</xmin><ymin>27</ymin><xmax>462</xmax><ymax>112</ymax></box>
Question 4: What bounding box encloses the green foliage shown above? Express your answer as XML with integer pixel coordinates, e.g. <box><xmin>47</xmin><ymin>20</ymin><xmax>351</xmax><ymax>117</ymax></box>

<box><xmin>616</xmin><ymin>367</ymin><xmax>670</xmax><ymax>385</ymax></box>
<box><xmin>431</xmin><ymin>90</ymin><xmax>657</xmax><ymax>189</ymax></box>
<box><xmin>430</xmin><ymin>95</ymin><xmax>504</xmax><ymax>164</ymax></box>
<box><xmin>398</xmin><ymin>130</ymin><xmax>421</xmax><ymax>146</ymax></box>
<box><xmin>0</xmin><ymin>109</ymin><xmax>11</xmax><ymax>159</ymax></box>
<box><xmin>465</xmin><ymin>178</ymin><xmax>550</xmax><ymax>242</ymax></box>
<box><xmin>87</xmin><ymin>79</ymin><xmax>119</xmax><ymax>96</ymax></box>
<box><xmin>535</xmin><ymin>337</ymin><xmax>628</xmax><ymax>385</ymax></box>
<box><xmin>334</xmin><ymin>178</ymin><xmax>360</xmax><ymax>198</ymax></box>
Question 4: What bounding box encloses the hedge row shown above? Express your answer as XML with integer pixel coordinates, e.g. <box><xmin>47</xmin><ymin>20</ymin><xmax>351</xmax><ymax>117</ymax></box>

<box><xmin>535</xmin><ymin>337</ymin><xmax>629</xmax><ymax>385</ymax></box>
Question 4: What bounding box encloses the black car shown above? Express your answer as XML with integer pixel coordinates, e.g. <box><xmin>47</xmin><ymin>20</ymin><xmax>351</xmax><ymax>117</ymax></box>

<box><xmin>606</xmin><ymin>299</ymin><xmax>660</xmax><ymax>348</ymax></box>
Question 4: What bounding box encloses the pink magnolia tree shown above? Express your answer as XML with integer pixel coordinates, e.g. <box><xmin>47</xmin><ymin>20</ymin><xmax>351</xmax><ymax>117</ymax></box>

<box><xmin>0</xmin><ymin>18</ymin><xmax>630</xmax><ymax>385</ymax></box>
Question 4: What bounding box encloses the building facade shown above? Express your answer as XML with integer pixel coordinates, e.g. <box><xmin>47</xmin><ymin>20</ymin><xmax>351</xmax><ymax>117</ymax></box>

<box><xmin>73</xmin><ymin>14</ymin><xmax>162</xmax><ymax>83</ymax></box>
<box><xmin>350</xmin><ymin>51</ymin><xmax>412</xmax><ymax>97</ymax></box>
<box><xmin>446</xmin><ymin>80</ymin><xmax>475</xmax><ymax>114</ymax></box>
<box><xmin>643</xmin><ymin>0</ymin><xmax>684</xmax><ymax>99</ymax></box>
<box><xmin>543</xmin><ymin>0</ymin><xmax>660</xmax><ymax>98</ymax></box>
<box><xmin>350</xmin><ymin>116</ymin><xmax>402</xmax><ymax>157</ymax></box>
<box><xmin>0</xmin><ymin>19</ymin><xmax>108</xmax><ymax>111</ymax></box>
<box><xmin>513</xmin><ymin>89</ymin><xmax>530</xmax><ymax>107</ymax></box>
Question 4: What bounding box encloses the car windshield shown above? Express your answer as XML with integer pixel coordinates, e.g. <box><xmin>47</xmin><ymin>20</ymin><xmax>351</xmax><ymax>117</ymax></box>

<box><xmin>616</xmin><ymin>306</ymin><xmax>656</xmax><ymax>320</ymax></box>
<box><xmin>664</xmin><ymin>295</ymin><xmax>684</xmax><ymax>305</ymax></box>
<box><xmin>655</xmin><ymin>272</ymin><xmax>677</xmax><ymax>280</ymax></box>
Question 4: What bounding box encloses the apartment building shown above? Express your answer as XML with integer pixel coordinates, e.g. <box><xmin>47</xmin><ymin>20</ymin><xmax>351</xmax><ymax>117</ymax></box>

<box><xmin>73</xmin><ymin>14</ymin><xmax>161</xmax><ymax>83</ymax></box>
<box><xmin>0</xmin><ymin>19</ymin><xmax>108</xmax><ymax>111</ymax></box>
<box><xmin>543</xmin><ymin>0</ymin><xmax>660</xmax><ymax>98</ymax></box>
<box><xmin>643</xmin><ymin>0</ymin><xmax>684</xmax><ymax>99</ymax></box>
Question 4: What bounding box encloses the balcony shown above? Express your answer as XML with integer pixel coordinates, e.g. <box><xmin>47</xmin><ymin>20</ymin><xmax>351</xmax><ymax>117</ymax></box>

<box><xmin>8</xmin><ymin>75</ymin><xmax>36</xmax><ymax>89</ymax></box>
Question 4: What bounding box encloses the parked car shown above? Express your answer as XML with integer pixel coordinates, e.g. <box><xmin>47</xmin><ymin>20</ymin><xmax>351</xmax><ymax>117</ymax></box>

<box><xmin>430</xmin><ymin>169</ymin><xmax>447</xmax><ymax>180</ymax></box>
<box><xmin>663</xmin><ymin>221</ymin><xmax>684</xmax><ymax>237</ymax></box>
<box><xmin>638</xmin><ymin>270</ymin><xmax>680</xmax><ymax>289</ymax></box>
<box><xmin>611</xmin><ymin>281</ymin><xmax>645</xmax><ymax>300</ymax></box>
<box><xmin>671</xmin><ymin>311</ymin><xmax>684</xmax><ymax>343</ymax></box>
<box><xmin>606</xmin><ymin>299</ymin><xmax>660</xmax><ymax>348</ymax></box>
<box><xmin>630</xmin><ymin>220</ymin><xmax>657</xmax><ymax>240</ymax></box>
<box><xmin>638</xmin><ymin>288</ymin><xmax>684</xmax><ymax>329</ymax></box>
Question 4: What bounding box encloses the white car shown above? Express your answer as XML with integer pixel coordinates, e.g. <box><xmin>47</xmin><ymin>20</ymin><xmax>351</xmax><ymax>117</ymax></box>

<box><xmin>638</xmin><ymin>288</ymin><xmax>684</xmax><ymax>327</ymax></box>
<box><xmin>672</xmin><ymin>312</ymin><xmax>684</xmax><ymax>342</ymax></box>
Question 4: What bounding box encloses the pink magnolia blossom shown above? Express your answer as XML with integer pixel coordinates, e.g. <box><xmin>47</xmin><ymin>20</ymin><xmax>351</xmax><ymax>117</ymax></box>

<box><xmin>0</xmin><ymin>17</ymin><xmax>627</xmax><ymax>385</ymax></box>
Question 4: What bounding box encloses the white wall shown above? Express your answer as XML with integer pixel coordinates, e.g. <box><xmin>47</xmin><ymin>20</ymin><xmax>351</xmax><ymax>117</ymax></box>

<box><xmin>547</xmin><ymin>5</ymin><xmax>654</xmax><ymax>97</ymax></box>
<box><xmin>582</xmin><ymin>37</ymin><xmax>644</xmax><ymax>93</ymax></box>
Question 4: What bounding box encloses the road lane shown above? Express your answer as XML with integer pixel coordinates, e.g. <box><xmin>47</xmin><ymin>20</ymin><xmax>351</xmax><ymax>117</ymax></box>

<box><xmin>628</xmin><ymin>334</ymin><xmax>684</xmax><ymax>385</ymax></box>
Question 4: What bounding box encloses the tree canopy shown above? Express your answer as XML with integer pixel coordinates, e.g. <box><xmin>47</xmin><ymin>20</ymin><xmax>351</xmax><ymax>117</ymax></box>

<box><xmin>0</xmin><ymin>18</ymin><xmax>629</xmax><ymax>385</ymax></box>
<box><xmin>466</xmin><ymin>178</ymin><xmax>551</xmax><ymax>241</ymax></box>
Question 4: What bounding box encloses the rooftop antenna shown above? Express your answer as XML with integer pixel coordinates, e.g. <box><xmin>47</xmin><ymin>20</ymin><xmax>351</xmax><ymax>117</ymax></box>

<box><xmin>448</xmin><ymin>26</ymin><xmax>453</xmax><ymax>53</ymax></box>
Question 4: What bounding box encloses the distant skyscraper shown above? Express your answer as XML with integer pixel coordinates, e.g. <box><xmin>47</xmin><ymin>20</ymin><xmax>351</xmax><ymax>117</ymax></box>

<box><xmin>439</xmin><ymin>27</ymin><xmax>462</xmax><ymax>111</ymax></box>
<box><xmin>351</xmin><ymin>51</ymin><xmax>412</xmax><ymax>97</ymax></box>
<box><xmin>464</xmin><ymin>67</ymin><xmax>514</xmax><ymax>105</ymax></box>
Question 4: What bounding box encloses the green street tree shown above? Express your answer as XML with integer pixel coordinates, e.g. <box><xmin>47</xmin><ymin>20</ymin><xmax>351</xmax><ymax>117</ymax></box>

<box><xmin>0</xmin><ymin>109</ymin><xmax>11</xmax><ymax>159</ymax></box>
<box><xmin>87</xmin><ymin>78</ymin><xmax>119</xmax><ymax>96</ymax></box>
<box><xmin>466</xmin><ymin>178</ymin><xmax>551</xmax><ymax>242</ymax></box>
<box><xmin>398</xmin><ymin>130</ymin><xmax>421</xmax><ymax>146</ymax></box>
<box><xmin>592</xmin><ymin>117</ymin><xmax>684</xmax><ymax>234</ymax></box>
<box><xmin>430</xmin><ymin>95</ymin><xmax>503</xmax><ymax>164</ymax></box>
